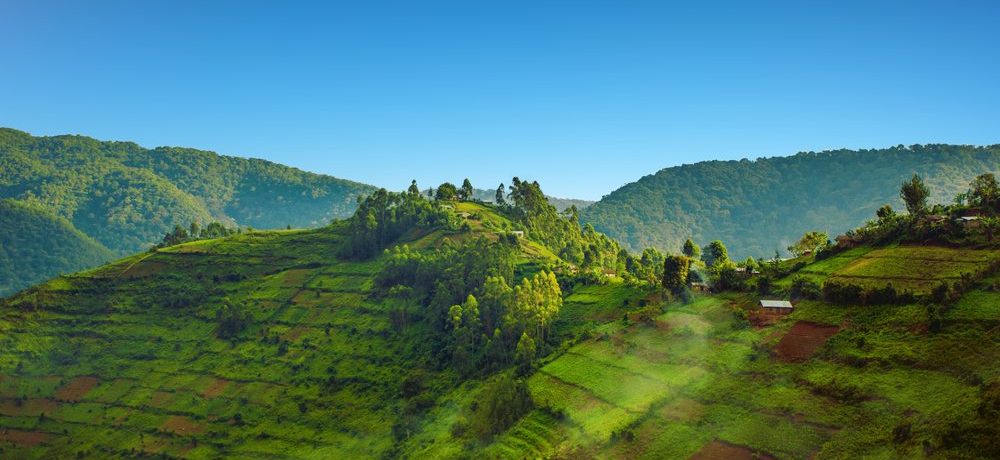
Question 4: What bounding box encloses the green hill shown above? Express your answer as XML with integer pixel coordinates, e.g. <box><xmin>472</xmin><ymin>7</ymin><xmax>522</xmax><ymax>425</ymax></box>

<box><xmin>0</xmin><ymin>182</ymin><xmax>641</xmax><ymax>458</ymax></box>
<box><xmin>581</xmin><ymin>144</ymin><xmax>1000</xmax><ymax>258</ymax></box>
<box><xmin>2</xmin><ymin>182</ymin><xmax>997</xmax><ymax>459</ymax></box>
<box><xmin>0</xmin><ymin>199</ymin><xmax>114</xmax><ymax>295</ymax></box>
<box><xmin>0</xmin><ymin>128</ymin><xmax>375</xmax><ymax>296</ymax></box>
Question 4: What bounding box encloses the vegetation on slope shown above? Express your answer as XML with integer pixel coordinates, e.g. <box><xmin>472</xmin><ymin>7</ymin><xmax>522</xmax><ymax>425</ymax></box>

<box><xmin>0</xmin><ymin>199</ymin><xmax>114</xmax><ymax>295</ymax></box>
<box><xmin>0</xmin><ymin>127</ymin><xmax>375</xmax><ymax>295</ymax></box>
<box><xmin>582</xmin><ymin>144</ymin><xmax>1000</xmax><ymax>258</ymax></box>
<box><xmin>3</xmin><ymin>169</ymin><xmax>999</xmax><ymax>459</ymax></box>
<box><xmin>0</xmin><ymin>178</ymin><xmax>657</xmax><ymax>458</ymax></box>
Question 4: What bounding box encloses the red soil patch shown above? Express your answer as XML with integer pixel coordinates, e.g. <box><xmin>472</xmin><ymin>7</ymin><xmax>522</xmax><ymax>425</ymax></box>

<box><xmin>54</xmin><ymin>376</ymin><xmax>99</xmax><ymax>401</ymax></box>
<box><xmin>201</xmin><ymin>378</ymin><xmax>231</xmax><ymax>398</ymax></box>
<box><xmin>160</xmin><ymin>415</ymin><xmax>205</xmax><ymax>435</ymax></box>
<box><xmin>689</xmin><ymin>440</ymin><xmax>776</xmax><ymax>460</ymax></box>
<box><xmin>0</xmin><ymin>429</ymin><xmax>53</xmax><ymax>447</ymax></box>
<box><xmin>775</xmin><ymin>321</ymin><xmax>841</xmax><ymax>362</ymax></box>
<box><xmin>749</xmin><ymin>310</ymin><xmax>789</xmax><ymax>328</ymax></box>
<box><xmin>149</xmin><ymin>391</ymin><xmax>174</xmax><ymax>408</ymax></box>
<box><xmin>0</xmin><ymin>398</ymin><xmax>59</xmax><ymax>417</ymax></box>
<box><xmin>659</xmin><ymin>398</ymin><xmax>705</xmax><ymax>422</ymax></box>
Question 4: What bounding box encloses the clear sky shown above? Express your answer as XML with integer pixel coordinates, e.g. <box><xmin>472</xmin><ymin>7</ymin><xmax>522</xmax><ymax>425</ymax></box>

<box><xmin>2</xmin><ymin>1</ymin><xmax>999</xmax><ymax>200</ymax></box>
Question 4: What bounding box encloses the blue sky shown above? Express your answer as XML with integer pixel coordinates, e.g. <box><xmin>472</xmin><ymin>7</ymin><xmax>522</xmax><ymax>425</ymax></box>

<box><xmin>2</xmin><ymin>1</ymin><xmax>999</xmax><ymax>200</ymax></box>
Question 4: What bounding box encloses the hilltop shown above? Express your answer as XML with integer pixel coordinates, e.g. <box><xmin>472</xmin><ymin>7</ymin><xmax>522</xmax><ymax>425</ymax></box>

<box><xmin>0</xmin><ymin>128</ymin><xmax>375</xmax><ymax>296</ymax></box>
<box><xmin>581</xmin><ymin>144</ymin><xmax>1000</xmax><ymax>258</ymax></box>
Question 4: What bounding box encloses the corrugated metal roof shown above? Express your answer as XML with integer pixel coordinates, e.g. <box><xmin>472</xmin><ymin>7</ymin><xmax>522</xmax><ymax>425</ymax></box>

<box><xmin>760</xmin><ymin>300</ymin><xmax>793</xmax><ymax>309</ymax></box>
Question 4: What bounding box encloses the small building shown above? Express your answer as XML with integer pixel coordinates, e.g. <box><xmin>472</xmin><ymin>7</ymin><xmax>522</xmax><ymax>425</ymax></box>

<box><xmin>510</xmin><ymin>230</ymin><xmax>525</xmax><ymax>238</ymax></box>
<box><xmin>957</xmin><ymin>216</ymin><xmax>981</xmax><ymax>229</ymax></box>
<box><xmin>457</xmin><ymin>211</ymin><xmax>472</xmax><ymax>218</ymax></box>
<box><xmin>690</xmin><ymin>282</ymin><xmax>710</xmax><ymax>293</ymax></box>
<box><xmin>759</xmin><ymin>299</ymin><xmax>794</xmax><ymax>314</ymax></box>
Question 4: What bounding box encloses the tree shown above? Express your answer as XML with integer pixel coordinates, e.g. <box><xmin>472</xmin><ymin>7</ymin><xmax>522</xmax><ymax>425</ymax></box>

<box><xmin>435</xmin><ymin>182</ymin><xmax>458</xmax><ymax>201</ymax></box>
<box><xmin>215</xmin><ymin>298</ymin><xmax>249</xmax><ymax>339</ymax></box>
<box><xmin>787</xmin><ymin>231</ymin><xmax>828</xmax><ymax>257</ymax></box>
<box><xmin>900</xmin><ymin>173</ymin><xmax>930</xmax><ymax>216</ymax></box>
<box><xmin>876</xmin><ymin>205</ymin><xmax>895</xmax><ymax>221</ymax></box>
<box><xmin>968</xmin><ymin>173</ymin><xmax>1000</xmax><ymax>213</ymax></box>
<box><xmin>682</xmin><ymin>238</ymin><xmax>700</xmax><ymax>258</ymax></box>
<box><xmin>460</xmin><ymin>178</ymin><xmax>474</xmax><ymax>201</ymax></box>
<box><xmin>982</xmin><ymin>216</ymin><xmax>999</xmax><ymax>243</ymax></box>
<box><xmin>702</xmin><ymin>240</ymin><xmax>729</xmax><ymax>268</ymax></box>
<box><xmin>662</xmin><ymin>255</ymin><xmax>691</xmax><ymax>294</ymax></box>
<box><xmin>469</xmin><ymin>373</ymin><xmax>533</xmax><ymax>439</ymax></box>
<box><xmin>495</xmin><ymin>183</ymin><xmax>506</xmax><ymax>206</ymax></box>
<box><xmin>407</xmin><ymin>180</ymin><xmax>420</xmax><ymax>196</ymax></box>
<box><xmin>514</xmin><ymin>332</ymin><xmax>536</xmax><ymax>375</ymax></box>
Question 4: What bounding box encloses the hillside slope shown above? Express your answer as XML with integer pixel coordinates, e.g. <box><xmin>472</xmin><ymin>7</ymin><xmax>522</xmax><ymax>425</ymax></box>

<box><xmin>0</xmin><ymin>128</ymin><xmax>375</xmax><ymax>296</ymax></box>
<box><xmin>581</xmin><ymin>144</ymin><xmax>1000</xmax><ymax>258</ymax></box>
<box><xmin>2</xmin><ymin>190</ymin><xmax>998</xmax><ymax>458</ymax></box>
<box><xmin>0</xmin><ymin>188</ymin><xmax>633</xmax><ymax>458</ymax></box>
<box><xmin>440</xmin><ymin>245</ymin><xmax>998</xmax><ymax>459</ymax></box>
<box><xmin>0</xmin><ymin>199</ymin><xmax>114</xmax><ymax>295</ymax></box>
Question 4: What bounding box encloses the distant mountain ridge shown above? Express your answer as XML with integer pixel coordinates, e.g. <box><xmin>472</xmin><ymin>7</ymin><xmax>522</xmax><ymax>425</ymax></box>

<box><xmin>0</xmin><ymin>127</ymin><xmax>376</xmax><ymax>295</ymax></box>
<box><xmin>581</xmin><ymin>144</ymin><xmax>1000</xmax><ymax>258</ymax></box>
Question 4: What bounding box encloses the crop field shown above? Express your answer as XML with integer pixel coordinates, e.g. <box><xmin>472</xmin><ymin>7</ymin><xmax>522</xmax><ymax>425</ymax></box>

<box><xmin>0</xmin><ymin>228</ymin><xmax>458</xmax><ymax>459</ymax></box>
<box><xmin>479</xmin><ymin>266</ymin><xmax>1000</xmax><ymax>460</ymax></box>
<box><xmin>783</xmin><ymin>245</ymin><xmax>1000</xmax><ymax>295</ymax></box>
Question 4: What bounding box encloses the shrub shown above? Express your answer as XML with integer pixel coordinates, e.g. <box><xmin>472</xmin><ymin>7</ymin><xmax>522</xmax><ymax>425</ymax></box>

<box><xmin>790</xmin><ymin>276</ymin><xmax>821</xmax><ymax>300</ymax></box>
<box><xmin>469</xmin><ymin>373</ymin><xmax>533</xmax><ymax>440</ymax></box>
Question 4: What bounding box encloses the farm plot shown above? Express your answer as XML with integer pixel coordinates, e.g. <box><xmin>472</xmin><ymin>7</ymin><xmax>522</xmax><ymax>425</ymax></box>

<box><xmin>826</xmin><ymin>246</ymin><xmax>1000</xmax><ymax>294</ymax></box>
<box><xmin>774</xmin><ymin>322</ymin><xmax>840</xmax><ymax>362</ymax></box>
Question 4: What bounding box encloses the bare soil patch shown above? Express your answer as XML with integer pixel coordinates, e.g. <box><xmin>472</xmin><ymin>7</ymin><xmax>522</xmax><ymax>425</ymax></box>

<box><xmin>201</xmin><ymin>378</ymin><xmax>231</xmax><ymax>398</ymax></box>
<box><xmin>749</xmin><ymin>310</ymin><xmax>788</xmax><ymax>328</ymax></box>
<box><xmin>775</xmin><ymin>322</ymin><xmax>840</xmax><ymax>362</ymax></box>
<box><xmin>0</xmin><ymin>398</ymin><xmax>59</xmax><ymax>417</ymax></box>
<box><xmin>0</xmin><ymin>429</ymin><xmax>53</xmax><ymax>447</ymax></box>
<box><xmin>160</xmin><ymin>415</ymin><xmax>205</xmax><ymax>435</ymax></box>
<box><xmin>55</xmin><ymin>376</ymin><xmax>99</xmax><ymax>401</ymax></box>
<box><xmin>149</xmin><ymin>391</ymin><xmax>174</xmax><ymax>408</ymax></box>
<box><xmin>659</xmin><ymin>397</ymin><xmax>705</xmax><ymax>422</ymax></box>
<box><xmin>689</xmin><ymin>440</ymin><xmax>776</xmax><ymax>460</ymax></box>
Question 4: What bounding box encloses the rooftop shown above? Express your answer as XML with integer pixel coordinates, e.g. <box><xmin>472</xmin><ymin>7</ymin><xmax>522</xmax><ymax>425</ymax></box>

<box><xmin>760</xmin><ymin>299</ymin><xmax>794</xmax><ymax>309</ymax></box>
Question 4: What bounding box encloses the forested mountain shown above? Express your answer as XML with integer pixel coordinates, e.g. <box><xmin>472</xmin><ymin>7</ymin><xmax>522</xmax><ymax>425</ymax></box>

<box><xmin>0</xmin><ymin>199</ymin><xmax>114</xmax><ymax>295</ymax></box>
<box><xmin>0</xmin><ymin>128</ymin><xmax>374</xmax><ymax>295</ymax></box>
<box><xmin>581</xmin><ymin>144</ymin><xmax>1000</xmax><ymax>258</ymax></box>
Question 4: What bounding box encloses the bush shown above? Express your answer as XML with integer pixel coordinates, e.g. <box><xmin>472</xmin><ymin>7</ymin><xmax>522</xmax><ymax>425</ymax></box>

<box><xmin>469</xmin><ymin>373</ymin><xmax>533</xmax><ymax>440</ymax></box>
<box><xmin>790</xmin><ymin>276</ymin><xmax>821</xmax><ymax>300</ymax></box>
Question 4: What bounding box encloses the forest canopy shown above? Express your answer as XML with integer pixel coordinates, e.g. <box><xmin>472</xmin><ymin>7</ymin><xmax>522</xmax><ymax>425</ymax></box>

<box><xmin>581</xmin><ymin>144</ymin><xmax>1000</xmax><ymax>258</ymax></box>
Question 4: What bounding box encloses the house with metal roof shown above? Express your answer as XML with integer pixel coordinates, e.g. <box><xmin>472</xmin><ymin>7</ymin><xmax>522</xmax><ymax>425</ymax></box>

<box><xmin>759</xmin><ymin>299</ymin><xmax>794</xmax><ymax>314</ymax></box>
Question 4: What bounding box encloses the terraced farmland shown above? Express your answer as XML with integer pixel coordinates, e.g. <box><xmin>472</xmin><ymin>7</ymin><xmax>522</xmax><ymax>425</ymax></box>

<box><xmin>0</xmin><ymin>228</ymin><xmax>455</xmax><ymax>458</ymax></box>
<box><xmin>788</xmin><ymin>245</ymin><xmax>1000</xmax><ymax>295</ymax></box>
